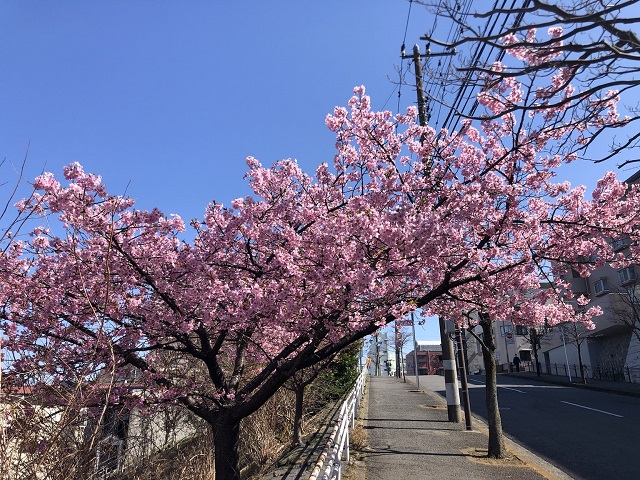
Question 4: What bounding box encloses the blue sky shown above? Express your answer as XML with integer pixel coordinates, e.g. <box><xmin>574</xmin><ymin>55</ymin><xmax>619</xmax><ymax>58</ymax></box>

<box><xmin>1</xmin><ymin>1</ymin><xmax>632</xmax><ymax>342</ymax></box>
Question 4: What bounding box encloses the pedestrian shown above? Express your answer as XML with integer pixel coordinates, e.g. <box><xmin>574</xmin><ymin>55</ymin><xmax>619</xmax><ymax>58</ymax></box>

<box><xmin>513</xmin><ymin>355</ymin><xmax>521</xmax><ymax>373</ymax></box>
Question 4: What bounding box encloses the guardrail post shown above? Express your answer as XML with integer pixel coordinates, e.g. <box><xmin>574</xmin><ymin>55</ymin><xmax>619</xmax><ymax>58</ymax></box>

<box><xmin>345</xmin><ymin>429</ymin><xmax>350</xmax><ymax>464</ymax></box>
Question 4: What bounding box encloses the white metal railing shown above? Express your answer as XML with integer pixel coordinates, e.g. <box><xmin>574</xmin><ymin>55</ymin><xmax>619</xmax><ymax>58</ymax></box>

<box><xmin>308</xmin><ymin>366</ymin><xmax>367</xmax><ymax>480</ymax></box>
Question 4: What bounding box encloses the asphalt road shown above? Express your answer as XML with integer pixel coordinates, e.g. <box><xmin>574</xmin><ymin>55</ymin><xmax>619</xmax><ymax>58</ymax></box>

<box><xmin>423</xmin><ymin>374</ymin><xmax>640</xmax><ymax>480</ymax></box>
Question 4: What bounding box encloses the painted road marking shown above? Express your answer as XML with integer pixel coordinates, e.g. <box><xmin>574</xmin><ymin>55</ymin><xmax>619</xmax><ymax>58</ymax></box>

<box><xmin>470</xmin><ymin>379</ymin><xmax>568</xmax><ymax>389</ymax></box>
<box><xmin>561</xmin><ymin>401</ymin><xmax>623</xmax><ymax>418</ymax></box>
<box><xmin>500</xmin><ymin>386</ymin><xmax>526</xmax><ymax>394</ymax></box>
<box><xmin>466</xmin><ymin>378</ymin><xmax>526</xmax><ymax>393</ymax></box>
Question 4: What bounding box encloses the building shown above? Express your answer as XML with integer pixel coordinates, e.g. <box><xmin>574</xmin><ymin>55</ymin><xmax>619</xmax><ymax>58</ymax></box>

<box><xmin>405</xmin><ymin>340</ymin><xmax>443</xmax><ymax>375</ymax></box>
<box><xmin>462</xmin><ymin>170</ymin><xmax>640</xmax><ymax>382</ymax></box>
<box><xmin>367</xmin><ymin>331</ymin><xmax>396</xmax><ymax>376</ymax></box>
<box><xmin>532</xmin><ymin>170</ymin><xmax>640</xmax><ymax>382</ymax></box>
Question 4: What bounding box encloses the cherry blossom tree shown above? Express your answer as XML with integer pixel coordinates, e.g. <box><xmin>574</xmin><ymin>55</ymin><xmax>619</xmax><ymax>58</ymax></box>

<box><xmin>3</xmin><ymin>43</ymin><xmax>640</xmax><ymax>477</ymax></box>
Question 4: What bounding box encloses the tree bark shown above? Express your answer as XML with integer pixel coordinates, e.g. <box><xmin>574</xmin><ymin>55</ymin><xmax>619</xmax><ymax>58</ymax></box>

<box><xmin>293</xmin><ymin>383</ymin><xmax>305</xmax><ymax>445</ymax></box>
<box><xmin>479</xmin><ymin>316</ymin><xmax>506</xmax><ymax>459</ymax></box>
<box><xmin>212</xmin><ymin>412</ymin><xmax>242</xmax><ymax>480</ymax></box>
<box><xmin>530</xmin><ymin>328</ymin><xmax>541</xmax><ymax>378</ymax></box>
<box><xmin>577</xmin><ymin>341</ymin><xmax>586</xmax><ymax>384</ymax></box>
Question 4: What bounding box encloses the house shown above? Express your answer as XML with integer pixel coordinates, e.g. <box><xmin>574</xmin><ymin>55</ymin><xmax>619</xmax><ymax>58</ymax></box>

<box><xmin>0</xmin><ymin>368</ymin><xmax>200</xmax><ymax>479</ymax></box>
<box><xmin>462</xmin><ymin>171</ymin><xmax>640</xmax><ymax>382</ymax></box>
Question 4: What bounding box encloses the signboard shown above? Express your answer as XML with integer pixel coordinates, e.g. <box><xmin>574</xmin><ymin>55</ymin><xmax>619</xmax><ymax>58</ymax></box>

<box><xmin>505</xmin><ymin>332</ymin><xmax>515</xmax><ymax>344</ymax></box>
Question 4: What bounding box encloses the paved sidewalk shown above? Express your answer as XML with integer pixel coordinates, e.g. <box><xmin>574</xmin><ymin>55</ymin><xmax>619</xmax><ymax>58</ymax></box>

<box><xmin>359</xmin><ymin>376</ymin><xmax>568</xmax><ymax>480</ymax></box>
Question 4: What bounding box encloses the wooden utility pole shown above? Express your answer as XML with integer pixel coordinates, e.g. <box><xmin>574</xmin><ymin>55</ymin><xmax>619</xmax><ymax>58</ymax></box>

<box><xmin>404</xmin><ymin>43</ymin><xmax>460</xmax><ymax>422</ymax></box>
<box><xmin>412</xmin><ymin>44</ymin><xmax>428</xmax><ymax>128</ymax></box>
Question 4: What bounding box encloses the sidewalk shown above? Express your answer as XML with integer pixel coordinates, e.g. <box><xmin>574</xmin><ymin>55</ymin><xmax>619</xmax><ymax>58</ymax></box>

<box><xmin>359</xmin><ymin>376</ymin><xmax>569</xmax><ymax>480</ymax></box>
<box><xmin>503</xmin><ymin>370</ymin><xmax>640</xmax><ymax>397</ymax></box>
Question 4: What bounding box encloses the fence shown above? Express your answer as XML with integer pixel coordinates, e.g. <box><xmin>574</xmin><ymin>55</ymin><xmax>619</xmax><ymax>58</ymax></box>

<box><xmin>520</xmin><ymin>361</ymin><xmax>640</xmax><ymax>383</ymax></box>
<box><xmin>308</xmin><ymin>366</ymin><xmax>367</xmax><ymax>480</ymax></box>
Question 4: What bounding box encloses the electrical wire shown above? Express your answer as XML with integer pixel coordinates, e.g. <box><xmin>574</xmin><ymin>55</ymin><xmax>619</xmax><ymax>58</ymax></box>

<box><xmin>396</xmin><ymin>0</ymin><xmax>415</xmax><ymax>120</ymax></box>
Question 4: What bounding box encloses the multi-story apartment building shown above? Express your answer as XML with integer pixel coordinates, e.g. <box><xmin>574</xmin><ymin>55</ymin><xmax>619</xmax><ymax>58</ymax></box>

<box><xmin>531</xmin><ymin>170</ymin><xmax>640</xmax><ymax>382</ymax></box>
<box><xmin>520</xmin><ymin>170</ymin><xmax>640</xmax><ymax>382</ymax></box>
<box><xmin>405</xmin><ymin>340</ymin><xmax>443</xmax><ymax>375</ymax></box>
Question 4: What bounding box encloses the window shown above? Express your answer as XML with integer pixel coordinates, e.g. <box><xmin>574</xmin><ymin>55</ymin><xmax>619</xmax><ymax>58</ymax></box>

<box><xmin>594</xmin><ymin>278</ymin><xmax>609</xmax><ymax>295</ymax></box>
<box><xmin>619</xmin><ymin>267</ymin><xmax>636</xmax><ymax>285</ymax></box>
<box><xmin>515</xmin><ymin>325</ymin><xmax>528</xmax><ymax>336</ymax></box>
<box><xmin>519</xmin><ymin>350</ymin><xmax>532</xmax><ymax>362</ymax></box>
<box><xmin>499</xmin><ymin>325</ymin><xmax>512</xmax><ymax>337</ymax></box>
<box><xmin>612</xmin><ymin>237</ymin><xmax>632</xmax><ymax>252</ymax></box>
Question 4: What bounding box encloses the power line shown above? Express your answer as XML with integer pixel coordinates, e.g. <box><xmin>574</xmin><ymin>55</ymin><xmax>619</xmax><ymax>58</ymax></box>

<box><xmin>397</xmin><ymin>0</ymin><xmax>415</xmax><ymax>121</ymax></box>
<box><xmin>441</xmin><ymin>0</ymin><xmax>533</xmax><ymax>132</ymax></box>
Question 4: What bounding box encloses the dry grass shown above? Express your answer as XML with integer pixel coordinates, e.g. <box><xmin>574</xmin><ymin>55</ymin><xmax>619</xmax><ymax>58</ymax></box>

<box><xmin>349</xmin><ymin>423</ymin><xmax>367</xmax><ymax>451</ymax></box>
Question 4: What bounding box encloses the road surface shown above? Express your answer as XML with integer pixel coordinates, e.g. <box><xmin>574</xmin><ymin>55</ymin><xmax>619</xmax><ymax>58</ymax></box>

<box><xmin>421</xmin><ymin>374</ymin><xmax>640</xmax><ymax>480</ymax></box>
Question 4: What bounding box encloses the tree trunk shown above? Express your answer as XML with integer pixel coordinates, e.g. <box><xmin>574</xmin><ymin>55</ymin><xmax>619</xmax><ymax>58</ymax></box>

<box><xmin>293</xmin><ymin>383</ymin><xmax>305</xmax><ymax>445</ymax></box>
<box><xmin>479</xmin><ymin>316</ymin><xmax>506</xmax><ymax>459</ymax></box>
<box><xmin>212</xmin><ymin>412</ymin><xmax>242</xmax><ymax>480</ymax></box>
<box><xmin>577</xmin><ymin>342</ymin><xmax>586</xmax><ymax>384</ymax></box>
<box><xmin>533</xmin><ymin>346</ymin><xmax>541</xmax><ymax>378</ymax></box>
<box><xmin>530</xmin><ymin>328</ymin><xmax>541</xmax><ymax>378</ymax></box>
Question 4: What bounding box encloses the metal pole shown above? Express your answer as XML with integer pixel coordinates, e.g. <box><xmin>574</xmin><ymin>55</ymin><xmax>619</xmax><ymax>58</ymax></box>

<box><xmin>411</xmin><ymin>312</ymin><xmax>419</xmax><ymax>388</ymax></box>
<box><xmin>439</xmin><ymin>318</ymin><xmax>461</xmax><ymax>422</ymax></box>
<box><xmin>376</xmin><ymin>334</ymin><xmax>380</xmax><ymax>376</ymax></box>
<box><xmin>395</xmin><ymin>323</ymin><xmax>402</xmax><ymax>377</ymax></box>
<box><xmin>456</xmin><ymin>327</ymin><xmax>472</xmax><ymax>430</ymax></box>
<box><xmin>502</xmin><ymin>319</ymin><xmax>511</xmax><ymax>373</ymax></box>
<box><xmin>560</xmin><ymin>326</ymin><xmax>572</xmax><ymax>382</ymax></box>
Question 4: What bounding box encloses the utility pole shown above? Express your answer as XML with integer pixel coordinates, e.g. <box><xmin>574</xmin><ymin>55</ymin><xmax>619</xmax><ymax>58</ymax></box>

<box><xmin>456</xmin><ymin>327</ymin><xmax>473</xmax><ymax>430</ymax></box>
<box><xmin>440</xmin><ymin>318</ymin><xmax>461</xmax><ymax>422</ymax></box>
<box><xmin>395</xmin><ymin>323</ymin><xmax>402</xmax><ymax>378</ymax></box>
<box><xmin>411</xmin><ymin>312</ymin><xmax>420</xmax><ymax>388</ymax></box>
<box><xmin>404</xmin><ymin>43</ymin><xmax>460</xmax><ymax>422</ymax></box>
<box><xmin>411</xmin><ymin>44</ymin><xmax>428</xmax><ymax>128</ymax></box>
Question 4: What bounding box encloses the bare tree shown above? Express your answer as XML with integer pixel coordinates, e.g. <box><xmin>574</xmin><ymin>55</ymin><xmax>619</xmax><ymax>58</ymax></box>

<box><xmin>417</xmin><ymin>0</ymin><xmax>640</xmax><ymax>166</ymax></box>
<box><xmin>557</xmin><ymin>320</ymin><xmax>590</xmax><ymax>383</ymax></box>
<box><xmin>388</xmin><ymin>325</ymin><xmax>413</xmax><ymax>381</ymax></box>
<box><xmin>606</xmin><ymin>280</ymin><xmax>640</xmax><ymax>343</ymax></box>
<box><xmin>523</xmin><ymin>323</ymin><xmax>552</xmax><ymax>377</ymax></box>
